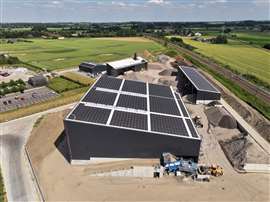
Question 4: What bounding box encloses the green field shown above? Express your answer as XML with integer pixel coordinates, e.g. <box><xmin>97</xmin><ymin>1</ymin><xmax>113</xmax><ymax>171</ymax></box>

<box><xmin>0</xmin><ymin>37</ymin><xmax>164</xmax><ymax>71</ymax></box>
<box><xmin>182</xmin><ymin>37</ymin><xmax>270</xmax><ymax>85</ymax></box>
<box><xmin>48</xmin><ymin>77</ymin><xmax>81</xmax><ymax>93</ymax></box>
<box><xmin>231</xmin><ymin>32</ymin><xmax>270</xmax><ymax>47</ymax></box>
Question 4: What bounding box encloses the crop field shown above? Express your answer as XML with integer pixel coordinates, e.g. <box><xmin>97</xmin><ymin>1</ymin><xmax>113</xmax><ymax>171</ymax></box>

<box><xmin>231</xmin><ymin>32</ymin><xmax>270</xmax><ymax>47</ymax></box>
<box><xmin>182</xmin><ymin>37</ymin><xmax>270</xmax><ymax>85</ymax></box>
<box><xmin>0</xmin><ymin>37</ymin><xmax>164</xmax><ymax>71</ymax></box>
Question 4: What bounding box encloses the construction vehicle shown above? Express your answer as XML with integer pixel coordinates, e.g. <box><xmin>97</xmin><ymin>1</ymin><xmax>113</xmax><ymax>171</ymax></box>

<box><xmin>192</xmin><ymin>116</ymin><xmax>203</xmax><ymax>128</ymax></box>
<box><xmin>164</xmin><ymin>158</ymin><xmax>198</xmax><ymax>175</ymax></box>
<box><xmin>198</xmin><ymin>164</ymin><xmax>224</xmax><ymax>177</ymax></box>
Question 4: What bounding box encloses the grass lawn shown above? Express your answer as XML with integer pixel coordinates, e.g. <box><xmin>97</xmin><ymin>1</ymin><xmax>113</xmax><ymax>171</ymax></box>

<box><xmin>1</xmin><ymin>37</ymin><xmax>164</xmax><ymax>71</ymax></box>
<box><xmin>62</xmin><ymin>72</ymin><xmax>95</xmax><ymax>86</ymax></box>
<box><xmin>182</xmin><ymin>37</ymin><xmax>270</xmax><ymax>85</ymax></box>
<box><xmin>48</xmin><ymin>77</ymin><xmax>81</xmax><ymax>93</ymax></box>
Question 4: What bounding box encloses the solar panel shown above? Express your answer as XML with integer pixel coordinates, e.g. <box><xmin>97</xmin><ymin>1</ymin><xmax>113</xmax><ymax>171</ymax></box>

<box><xmin>150</xmin><ymin>96</ymin><xmax>180</xmax><ymax>116</ymax></box>
<box><xmin>181</xmin><ymin>67</ymin><xmax>219</xmax><ymax>93</ymax></box>
<box><xmin>175</xmin><ymin>93</ymin><xmax>189</xmax><ymax>117</ymax></box>
<box><xmin>122</xmin><ymin>80</ymin><xmax>146</xmax><ymax>94</ymax></box>
<box><xmin>150</xmin><ymin>114</ymin><xmax>188</xmax><ymax>136</ymax></box>
<box><xmin>116</xmin><ymin>94</ymin><xmax>147</xmax><ymax>110</ymax></box>
<box><xmin>186</xmin><ymin>119</ymin><xmax>198</xmax><ymax>138</ymax></box>
<box><xmin>67</xmin><ymin>76</ymin><xmax>200</xmax><ymax>139</ymax></box>
<box><xmin>110</xmin><ymin>111</ymin><xmax>148</xmax><ymax>130</ymax></box>
<box><xmin>82</xmin><ymin>88</ymin><xmax>117</xmax><ymax>105</ymax></box>
<box><xmin>148</xmin><ymin>83</ymin><xmax>173</xmax><ymax>98</ymax></box>
<box><xmin>94</xmin><ymin>76</ymin><xmax>122</xmax><ymax>90</ymax></box>
<box><xmin>69</xmin><ymin>104</ymin><xmax>111</xmax><ymax>124</ymax></box>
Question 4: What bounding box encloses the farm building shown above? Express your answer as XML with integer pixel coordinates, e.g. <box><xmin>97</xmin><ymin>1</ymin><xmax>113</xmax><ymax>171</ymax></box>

<box><xmin>177</xmin><ymin>66</ymin><xmax>221</xmax><ymax>104</ymax></box>
<box><xmin>79</xmin><ymin>62</ymin><xmax>107</xmax><ymax>75</ymax></box>
<box><xmin>64</xmin><ymin>76</ymin><xmax>201</xmax><ymax>164</ymax></box>
<box><xmin>28</xmin><ymin>75</ymin><xmax>48</xmax><ymax>87</ymax></box>
<box><xmin>106</xmin><ymin>55</ymin><xmax>147</xmax><ymax>76</ymax></box>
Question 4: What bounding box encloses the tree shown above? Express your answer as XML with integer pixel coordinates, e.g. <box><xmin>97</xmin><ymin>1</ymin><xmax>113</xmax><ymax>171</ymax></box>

<box><xmin>212</xmin><ymin>35</ymin><xmax>228</xmax><ymax>44</ymax></box>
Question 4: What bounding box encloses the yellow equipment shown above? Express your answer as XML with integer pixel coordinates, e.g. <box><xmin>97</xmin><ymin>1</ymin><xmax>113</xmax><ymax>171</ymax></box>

<box><xmin>209</xmin><ymin>165</ymin><xmax>224</xmax><ymax>177</ymax></box>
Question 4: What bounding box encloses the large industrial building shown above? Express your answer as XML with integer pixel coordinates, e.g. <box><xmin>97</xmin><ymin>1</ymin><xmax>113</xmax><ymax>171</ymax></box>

<box><xmin>177</xmin><ymin>66</ymin><xmax>221</xmax><ymax>104</ymax></box>
<box><xmin>64</xmin><ymin>76</ymin><xmax>201</xmax><ymax>164</ymax></box>
<box><xmin>106</xmin><ymin>56</ymin><xmax>148</xmax><ymax>76</ymax></box>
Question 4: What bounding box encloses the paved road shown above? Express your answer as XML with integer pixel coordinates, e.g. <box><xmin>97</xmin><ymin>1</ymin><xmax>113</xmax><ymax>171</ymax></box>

<box><xmin>0</xmin><ymin>103</ymin><xmax>75</xmax><ymax>202</ymax></box>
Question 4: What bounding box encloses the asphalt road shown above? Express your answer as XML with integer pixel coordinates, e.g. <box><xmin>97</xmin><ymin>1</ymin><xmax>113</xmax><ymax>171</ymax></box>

<box><xmin>0</xmin><ymin>103</ymin><xmax>75</xmax><ymax>202</ymax></box>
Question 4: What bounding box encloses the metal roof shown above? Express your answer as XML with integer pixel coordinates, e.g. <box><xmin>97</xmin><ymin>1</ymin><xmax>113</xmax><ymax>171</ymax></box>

<box><xmin>65</xmin><ymin>76</ymin><xmax>200</xmax><ymax>140</ymax></box>
<box><xmin>180</xmin><ymin>66</ymin><xmax>220</xmax><ymax>94</ymax></box>
<box><xmin>106</xmin><ymin>56</ymin><xmax>147</xmax><ymax>70</ymax></box>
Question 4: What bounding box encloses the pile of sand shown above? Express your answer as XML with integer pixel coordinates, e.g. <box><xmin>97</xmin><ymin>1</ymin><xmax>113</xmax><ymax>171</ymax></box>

<box><xmin>205</xmin><ymin>107</ymin><xmax>237</xmax><ymax>129</ymax></box>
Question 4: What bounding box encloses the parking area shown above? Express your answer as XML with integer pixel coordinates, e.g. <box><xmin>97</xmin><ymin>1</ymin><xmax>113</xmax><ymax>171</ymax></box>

<box><xmin>0</xmin><ymin>67</ymin><xmax>35</xmax><ymax>82</ymax></box>
<box><xmin>0</xmin><ymin>87</ymin><xmax>59</xmax><ymax>113</ymax></box>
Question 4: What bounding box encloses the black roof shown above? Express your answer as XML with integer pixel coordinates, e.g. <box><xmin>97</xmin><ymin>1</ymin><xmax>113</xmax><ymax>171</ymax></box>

<box><xmin>180</xmin><ymin>66</ymin><xmax>220</xmax><ymax>93</ymax></box>
<box><xmin>66</xmin><ymin>76</ymin><xmax>200</xmax><ymax>139</ymax></box>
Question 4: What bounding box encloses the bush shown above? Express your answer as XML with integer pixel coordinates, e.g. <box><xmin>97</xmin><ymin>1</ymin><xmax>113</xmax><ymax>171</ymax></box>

<box><xmin>212</xmin><ymin>35</ymin><xmax>228</xmax><ymax>44</ymax></box>
<box><xmin>263</xmin><ymin>43</ymin><xmax>270</xmax><ymax>50</ymax></box>
<box><xmin>165</xmin><ymin>49</ymin><xmax>178</xmax><ymax>57</ymax></box>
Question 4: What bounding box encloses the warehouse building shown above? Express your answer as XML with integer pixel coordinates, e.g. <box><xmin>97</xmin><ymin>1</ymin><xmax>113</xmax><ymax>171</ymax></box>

<box><xmin>79</xmin><ymin>62</ymin><xmax>107</xmax><ymax>75</ymax></box>
<box><xmin>64</xmin><ymin>76</ymin><xmax>201</xmax><ymax>164</ymax></box>
<box><xmin>177</xmin><ymin>66</ymin><xmax>221</xmax><ymax>104</ymax></box>
<box><xmin>106</xmin><ymin>55</ymin><xmax>147</xmax><ymax>76</ymax></box>
<box><xmin>28</xmin><ymin>75</ymin><xmax>48</xmax><ymax>87</ymax></box>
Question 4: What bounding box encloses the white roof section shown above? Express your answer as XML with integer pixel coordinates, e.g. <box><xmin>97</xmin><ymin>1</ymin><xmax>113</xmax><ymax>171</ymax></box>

<box><xmin>107</xmin><ymin>56</ymin><xmax>147</xmax><ymax>70</ymax></box>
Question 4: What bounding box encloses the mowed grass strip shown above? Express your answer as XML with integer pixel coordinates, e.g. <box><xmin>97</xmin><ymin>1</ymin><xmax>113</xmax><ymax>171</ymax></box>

<box><xmin>1</xmin><ymin>37</ymin><xmax>164</xmax><ymax>71</ymax></box>
<box><xmin>48</xmin><ymin>77</ymin><xmax>81</xmax><ymax>93</ymax></box>
<box><xmin>62</xmin><ymin>72</ymin><xmax>95</xmax><ymax>86</ymax></box>
<box><xmin>0</xmin><ymin>168</ymin><xmax>6</xmax><ymax>202</ymax></box>
<box><xmin>0</xmin><ymin>87</ymin><xmax>89</xmax><ymax>123</ymax></box>
<box><xmin>182</xmin><ymin>37</ymin><xmax>270</xmax><ymax>85</ymax></box>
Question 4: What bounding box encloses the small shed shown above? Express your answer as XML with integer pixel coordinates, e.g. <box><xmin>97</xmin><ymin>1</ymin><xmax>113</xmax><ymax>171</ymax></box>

<box><xmin>205</xmin><ymin>107</ymin><xmax>237</xmax><ymax>129</ymax></box>
<box><xmin>28</xmin><ymin>75</ymin><xmax>48</xmax><ymax>87</ymax></box>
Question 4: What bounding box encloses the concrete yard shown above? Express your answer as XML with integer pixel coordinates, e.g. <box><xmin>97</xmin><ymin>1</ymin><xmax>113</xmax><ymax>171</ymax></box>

<box><xmin>0</xmin><ymin>67</ymin><xmax>35</xmax><ymax>82</ymax></box>
<box><xmin>0</xmin><ymin>87</ymin><xmax>58</xmax><ymax>113</ymax></box>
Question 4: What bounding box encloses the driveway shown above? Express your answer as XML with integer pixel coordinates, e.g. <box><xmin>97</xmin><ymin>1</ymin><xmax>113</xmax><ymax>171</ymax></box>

<box><xmin>0</xmin><ymin>103</ymin><xmax>75</xmax><ymax>201</ymax></box>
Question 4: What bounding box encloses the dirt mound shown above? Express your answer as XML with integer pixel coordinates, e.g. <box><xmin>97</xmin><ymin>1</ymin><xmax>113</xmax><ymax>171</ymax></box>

<box><xmin>205</xmin><ymin>107</ymin><xmax>237</xmax><ymax>129</ymax></box>
<box><xmin>158</xmin><ymin>78</ymin><xmax>177</xmax><ymax>86</ymax></box>
<box><xmin>158</xmin><ymin>69</ymin><xmax>177</xmax><ymax>76</ymax></box>
<box><xmin>219</xmin><ymin>135</ymin><xmax>252</xmax><ymax>170</ymax></box>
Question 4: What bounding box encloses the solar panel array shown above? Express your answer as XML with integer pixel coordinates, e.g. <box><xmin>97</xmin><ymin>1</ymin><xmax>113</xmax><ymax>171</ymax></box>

<box><xmin>181</xmin><ymin>66</ymin><xmax>219</xmax><ymax>93</ymax></box>
<box><xmin>67</xmin><ymin>76</ymin><xmax>199</xmax><ymax>139</ymax></box>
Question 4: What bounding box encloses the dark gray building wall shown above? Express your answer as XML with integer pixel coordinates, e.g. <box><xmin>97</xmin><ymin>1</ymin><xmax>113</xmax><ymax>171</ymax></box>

<box><xmin>79</xmin><ymin>64</ymin><xmax>107</xmax><ymax>74</ymax></box>
<box><xmin>64</xmin><ymin>120</ymin><xmax>201</xmax><ymax>161</ymax></box>
<box><xmin>196</xmin><ymin>90</ymin><xmax>221</xmax><ymax>101</ymax></box>
<box><xmin>177</xmin><ymin>70</ymin><xmax>220</xmax><ymax>103</ymax></box>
